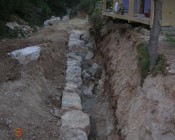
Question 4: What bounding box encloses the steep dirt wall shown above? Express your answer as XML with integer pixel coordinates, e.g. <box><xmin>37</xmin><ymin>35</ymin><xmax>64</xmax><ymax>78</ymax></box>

<box><xmin>98</xmin><ymin>23</ymin><xmax>175</xmax><ymax>140</ymax></box>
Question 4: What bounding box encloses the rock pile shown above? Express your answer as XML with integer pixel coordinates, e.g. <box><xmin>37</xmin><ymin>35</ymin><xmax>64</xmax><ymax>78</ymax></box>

<box><xmin>5</xmin><ymin>21</ymin><xmax>35</xmax><ymax>38</ymax></box>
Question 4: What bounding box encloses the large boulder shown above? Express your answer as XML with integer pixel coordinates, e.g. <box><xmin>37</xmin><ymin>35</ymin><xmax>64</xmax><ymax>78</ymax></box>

<box><xmin>62</xmin><ymin>92</ymin><xmax>82</xmax><ymax>110</ymax></box>
<box><xmin>44</xmin><ymin>16</ymin><xmax>61</xmax><ymax>26</ymax></box>
<box><xmin>59</xmin><ymin>129</ymin><xmax>87</xmax><ymax>140</ymax></box>
<box><xmin>66</xmin><ymin>65</ymin><xmax>82</xmax><ymax>86</ymax></box>
<box><xmin>5</xmin><ymin>21</ymin><xmax>20</xmax><ymax>30</ymax></box>
<box><xmin>67</xmin><ymin>53</ymin><xmax>82</xmax><ymax>67</ymax></box>
<box><xmin>61</xmin><ymin>110</ymin><xmax>90</xmax><ymax>134</ymax></box>
<box><xmin>68</xmin><ymin>30</ymin><xmax>84</xmax><ymax>49</ymax></box>
<box><xmin>9</xmin><ymin>46</ymin><xmax>41</xmax><ymax>65</ymax></box>
<box><xmin>64</xmin><ymin>83</ymin><xmax>78</xmax><ymax>92</ymax></box>
<box><xmin>62</xmin><ymin>15</ymin><xmax>70</xmax><ymax>22</ymax></box>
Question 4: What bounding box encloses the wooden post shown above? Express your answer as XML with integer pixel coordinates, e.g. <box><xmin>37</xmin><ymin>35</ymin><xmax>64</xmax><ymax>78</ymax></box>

<box><xmin>129</xmin><ymin>0</ymin><xmax>135</xmax><ymax>17</ymax></box>
<box><xmin>103</xmin><ymin>0</ymin><xmax>107</xmax><ymax>12</ymax></box>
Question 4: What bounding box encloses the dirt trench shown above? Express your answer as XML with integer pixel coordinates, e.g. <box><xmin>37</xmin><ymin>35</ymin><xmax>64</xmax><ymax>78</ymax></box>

<box><xmin>1</xmin><ymin>18</ymin><xmax>175</xmax><ymax>140</ymax></box>
<box><xmin>89</xmin><ymin>21</ymin><xmax>175</xmax><ymax>140</ymax></box>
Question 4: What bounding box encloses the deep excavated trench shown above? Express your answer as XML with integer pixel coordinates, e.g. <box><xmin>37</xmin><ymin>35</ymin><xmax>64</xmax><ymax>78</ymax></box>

<box><xmin>59</xmin><ymin>24</ymin><xmax>121</xmax><ymax>139</ymax></box>
<box><xmin>1</xmin><ymin>17</ymin><xmax>174</xmax><ymax>140</ymax></box>
<box><xmin>60</xmin><ymin>20</ymin><xmax>175</xmax><ymax>140</ymax></box>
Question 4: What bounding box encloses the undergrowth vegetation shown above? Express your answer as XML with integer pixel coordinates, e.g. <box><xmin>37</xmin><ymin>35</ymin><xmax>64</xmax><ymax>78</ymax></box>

<box><xmin>165</xmin><ymin>34</ymin><xmax>175</xmax><ymax>46</ymax></box>
<box><xmin>137</xmin><ymin>43</ymin><xmax>167</xmax><ymax>85</ymax></box>
<box><xmin>136</xmin><ymin>43</ymin><xmax>150</xmax><ymax>85</ymax></box>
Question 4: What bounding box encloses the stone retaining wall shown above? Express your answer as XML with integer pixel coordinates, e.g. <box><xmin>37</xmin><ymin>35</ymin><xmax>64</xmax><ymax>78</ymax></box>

<box><xmin>59</xmin><ymin>30</ymin><xmax>92</xmax><ymax>140</ymax></box>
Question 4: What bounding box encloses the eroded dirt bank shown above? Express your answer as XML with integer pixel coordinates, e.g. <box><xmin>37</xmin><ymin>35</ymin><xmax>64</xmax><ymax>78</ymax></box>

<box><xmin>97</xmin><ymin>22</ymin><xmax>175</xmax><ymax>140</ymax></box>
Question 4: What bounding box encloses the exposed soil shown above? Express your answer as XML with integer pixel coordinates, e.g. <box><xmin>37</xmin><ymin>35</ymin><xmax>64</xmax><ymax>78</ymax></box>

<box><xmin>0</xmin><ymin>18</ymin><xmax>88</xmax><ymax>140</ymax></box>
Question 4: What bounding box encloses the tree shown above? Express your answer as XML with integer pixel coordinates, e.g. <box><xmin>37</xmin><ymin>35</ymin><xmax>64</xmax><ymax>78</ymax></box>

<box><xmin>148</xmin><ymin>0</ymin><xmax>163</xmax><ymax>69</ymax></box>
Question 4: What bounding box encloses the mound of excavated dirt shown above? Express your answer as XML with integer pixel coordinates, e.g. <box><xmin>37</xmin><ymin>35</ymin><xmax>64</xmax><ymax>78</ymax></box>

<box><xmin>0</xmin><ymin>18</ymin><xmax>88</xmax><ymax>140</ymax></box>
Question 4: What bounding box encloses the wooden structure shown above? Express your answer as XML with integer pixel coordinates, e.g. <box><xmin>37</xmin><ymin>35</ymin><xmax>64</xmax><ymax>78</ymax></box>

<box><xmin>102</xmin><ymin>0</ymin><xmax>175</xmax><ymax>27</ymax></box>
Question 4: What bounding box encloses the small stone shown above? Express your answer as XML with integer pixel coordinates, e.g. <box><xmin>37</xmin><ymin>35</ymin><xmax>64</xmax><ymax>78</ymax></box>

<box><xmin>168</xmin><ymin>69</ymin><xmax>175</xmax><ymax>75</ymax></box>
<box><xmin>85</xmin><ymin>51</ymin><xmax>94</xmax><ymax>60</ymax></box>
<box><xmin>89</xmin><ymin>63</ymin><xmax>99</xmax><ymax>76</ymax></box>
<box><xmin>82</xmin><ymin>70</ymin><xmax>92</xmax><ymax>80</ymax></box>
<box><xmin>81</xmin><ymin>85</ymin><xmax>94</xmax><ymax>97</ymax></box>
<box><xmin>54</xmin><ymin>109</ymin><xmax>62</xmax><ymax>117</ymax></box>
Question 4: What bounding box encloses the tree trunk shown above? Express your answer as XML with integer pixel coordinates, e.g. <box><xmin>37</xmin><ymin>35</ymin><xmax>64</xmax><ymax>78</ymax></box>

<box><xmin>148</xmin><ymin>0</ymin><xmax>163</xmax><ymax>70</ymax></box>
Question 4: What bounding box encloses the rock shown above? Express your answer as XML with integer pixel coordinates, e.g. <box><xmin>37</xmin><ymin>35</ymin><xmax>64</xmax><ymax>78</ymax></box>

<box><xmin>68</xmin><ymin>30</ymin><xmax>84</xmax><ymax>48</ymax></box>
<box><xmin>80</xmin><ymin>31</ymin><xmax>90</xmax><ymax>45</ymax></box>
<box><xmin>66</xmin><ymin>65</ymin><xmax>82</xmax><ymax>86</ymax></box>
<box><xmin>62</xmin><ymin>15</ymin><xmax>70</xmax><ymax>22</ymax></box>
<box><xmin>65</xmin><ymin>83</ymin><xmax>78</xmax><ymax>92</ymax></box>
<box><xmin>9</xmin><ymin>46</ymin><xmax>41</xmax><ymax>65</ymax></box>
<box><xmin>66</xmin><ymin>54</ymin><xmax>82</xmax><ymax>86</ymax></box>
<box><xmin>82</xmin><ymin>70</ymin><xmax>92</xmax><ymax>80</ymax></box>
<box><xmin>168</xmin><ymin>69</ymin><xmax>175</xmax><ymax>75</ymax></box>
<box><xmin>5</xmin><ymin>21</ymin><xmax>20</xmax><ymax>30</ymax></box>
<box><xmin>62</xmin><ymin>92</ymin><xmax>82</xmax><ymax>110</ymax></box>
<box><xmin>53</xmin><ymin>109</ymin><xmax>62</xmax><ymax>118</ymax></box>
<box><xmin>85</xmin><ymin>43</ymin><xmax>94</xmax><ymax>50</ymax></box>
<box><xmin>61</xmin><ymin>110</ymin><xmax>90</xmax><ymax>134</ymax></box>
<box><xmin>59</xmin><ymin>129</ymin><xmax>88</xmax><ymax>140</ymax></box>
<box><xmin>67</xmin><ymin>53</ymin><xmax>82</xmax><ymax>67</ymax></box>
<box><xmin>89</xmin><ymin>63</ymin><xmax>99</xmax><ymax>76</ymax></box>
<box><xmin>22</xmin><ymin>25</ymin><xmax>33</xmax><ymax>32</ymax></box>
<box><xmin>44</xmin><ymin>16</ymin><xmax>61</xmax><ymax>26</ymax></box>
<box><xmin>81</xmin><ymin>84</ymin><xmax>94</xmax><ymax>97</ymax></box>
<box><xmin>85</xmin><ymin>51</ymin><xmax>94</xmax><ymax>60</ymax></box>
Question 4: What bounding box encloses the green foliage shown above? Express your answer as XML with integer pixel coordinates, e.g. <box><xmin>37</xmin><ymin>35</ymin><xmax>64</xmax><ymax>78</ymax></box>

<box><xmin>137</xmin><ymin>43</ymin><xmax>167</xmax><ymax>85</ymax></box>
<box><xmin>152</xmin><ymin>54</ymin><xmax>167</xmax><ymax>76</ymax></box>
<box><xmin>77</xmin><ymin>0</ymin><xmax>100</xmax><ymax>14</ymax></box>
<box><xmin>136</xmin><ymin>43</ymin><xmax>150</xmax><ymax>85</ymax></box>
<box><xmin>89</xmin><ymin>3</ymin><xmax>103</xmax><ymax>37</ymax></box>
<box><xmin>165</xmin><ymin>34</ymin><xmax>175</xmax><ymax>46</ymax></box>
<box><xmin>0</xmin><ymin>0</ymin><xmax>51</xmax><ymax>25</ymax></box>
<box><xmin>106</xmin><ymin>0</ymin><xmax>113</xmax><ymax>9</ymax></box>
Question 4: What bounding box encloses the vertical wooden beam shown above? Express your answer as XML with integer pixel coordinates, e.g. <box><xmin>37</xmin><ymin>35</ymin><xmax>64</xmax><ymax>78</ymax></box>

<box><xmin>103</xmin><ymin>0</ymin><xmax>107</xmax><ymax>12</ymax></box>
<box><xmin>150</xmin><ymin>0</ymin><xmax>154</xmax><ymax>27</ymax></box>
<box><xmin>129</xmin><ymin>0</ymin><xmax>135</xmax><ymax>17</ymax></box>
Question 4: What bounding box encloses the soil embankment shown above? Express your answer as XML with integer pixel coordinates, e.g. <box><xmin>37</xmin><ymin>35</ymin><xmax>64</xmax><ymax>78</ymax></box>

<box><xmin>97</xmin><ymin>22</ymin><xmax>175</xmax><ymax>140</ymax></box>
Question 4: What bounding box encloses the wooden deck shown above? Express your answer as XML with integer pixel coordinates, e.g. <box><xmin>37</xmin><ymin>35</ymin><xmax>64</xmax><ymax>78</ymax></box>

<box><xmin>102</xmin><ymin>11</ymin><xmax>151</xmax><ymax>25</ymax></box>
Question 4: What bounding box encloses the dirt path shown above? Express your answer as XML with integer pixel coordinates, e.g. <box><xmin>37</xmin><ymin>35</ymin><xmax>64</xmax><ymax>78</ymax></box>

<box><xmin>0</xmin><ymin>18</ymin><xmax>88</xmax><ymax>140</ymax></box>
